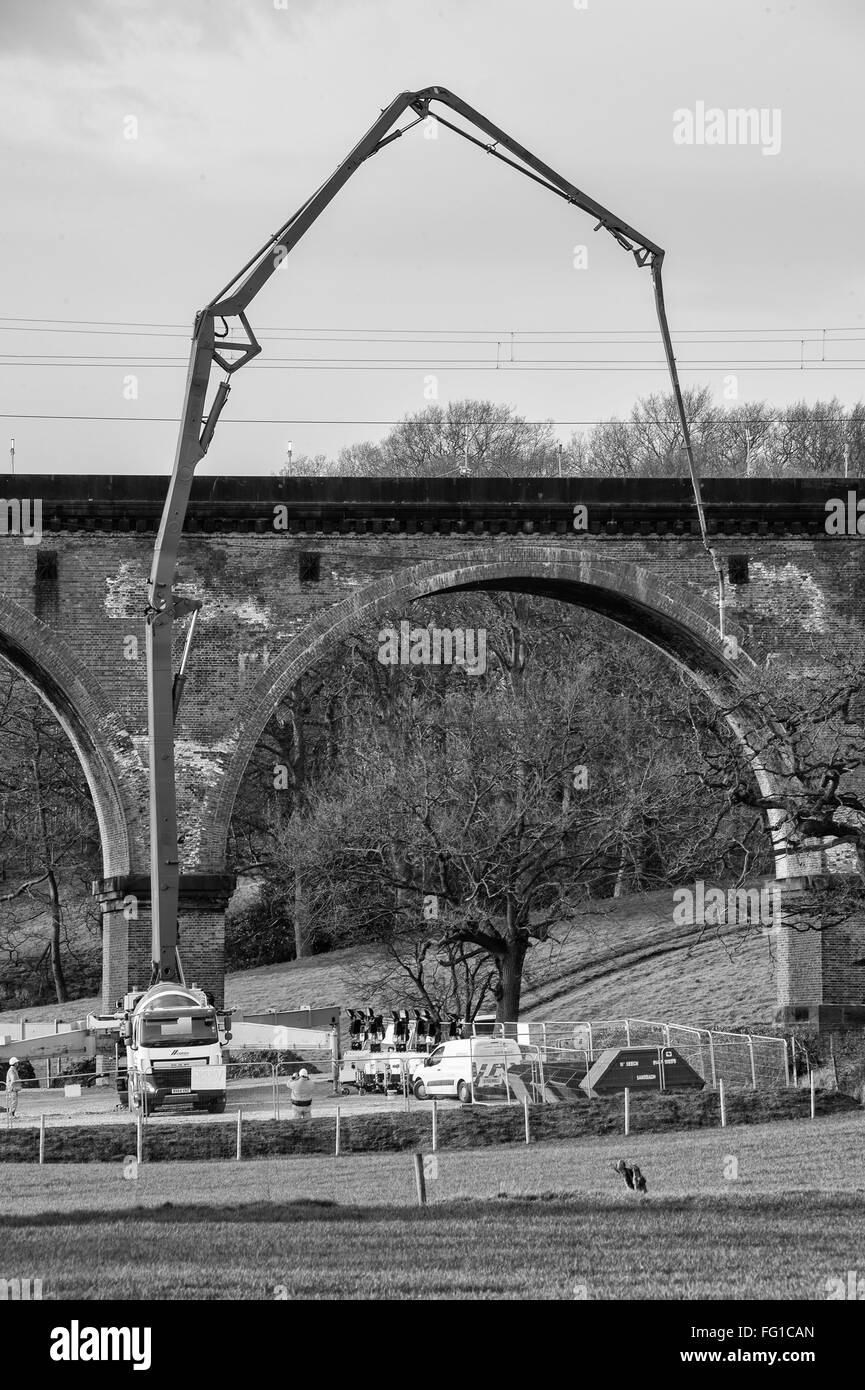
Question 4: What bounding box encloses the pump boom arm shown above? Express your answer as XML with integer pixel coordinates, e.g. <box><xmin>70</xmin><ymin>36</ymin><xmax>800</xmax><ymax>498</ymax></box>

<box><xmin>146</xmin><ymin>84</ymin><xmax>707</xmax><ymax>984</ymax></box>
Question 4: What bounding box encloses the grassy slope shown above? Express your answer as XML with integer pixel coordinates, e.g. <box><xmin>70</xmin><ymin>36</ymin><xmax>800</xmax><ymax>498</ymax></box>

<box><xmin>0</xmin><ymin>889</ymin><xmax>777</xmax><ymax>1031</ymax></box>
<box><xmin>225</xmin><ymin>888</ymin><xmax>777</xmax><ymax>1030</ymax></box>
<box><xmin>520</xmin><ymin>890</ymin><xmax>776</xmax><ymax>1028</ymax></box>
<box><xmin>4</xmin><ymin>1112</ymin><xmax>864</xmax><ymax>1299</ymax></box>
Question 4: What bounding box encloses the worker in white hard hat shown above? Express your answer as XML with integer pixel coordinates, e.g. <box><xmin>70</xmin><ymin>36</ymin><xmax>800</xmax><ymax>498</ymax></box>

<box><xmin>288</xmin><ymin>1068</ymin><xmax>314</xmax><ymax>1121</ymax></box>
<box><xmin>5</xmin><ymin>1057</ymin><xmax>21</xmax><ymax>1119</ymax></box>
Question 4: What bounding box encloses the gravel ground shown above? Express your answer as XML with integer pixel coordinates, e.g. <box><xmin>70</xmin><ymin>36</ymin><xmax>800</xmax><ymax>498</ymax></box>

<box><xmin>2</xmin><ymin>1074</ymin><xmax>456</xmax><ymax>1128</ymax></box>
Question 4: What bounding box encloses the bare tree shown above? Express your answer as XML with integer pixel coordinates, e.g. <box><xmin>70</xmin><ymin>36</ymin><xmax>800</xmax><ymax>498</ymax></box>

<box><xmin>0</xmin><ymin>668</ymin><xmax>100</xmax><ymax>1005</ymax></box>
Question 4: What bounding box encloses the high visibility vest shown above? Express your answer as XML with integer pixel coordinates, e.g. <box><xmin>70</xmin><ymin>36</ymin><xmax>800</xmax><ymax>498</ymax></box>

<box><xmin>289</xmin><ymin>1077</ymin><xmax>314</xmax><ymax>1104</ymax></box>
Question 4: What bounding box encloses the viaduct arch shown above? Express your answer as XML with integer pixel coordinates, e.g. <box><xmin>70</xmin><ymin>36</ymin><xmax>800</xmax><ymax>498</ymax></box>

<box><xmin>2</xmin><ymin>474</ymin><xmax>862</xmax><ymax>1022</ymax></box>
<box><xmin>207</xmin><ymin>547</ymin><xmax>791</xmax><ymax>867</ymax></box>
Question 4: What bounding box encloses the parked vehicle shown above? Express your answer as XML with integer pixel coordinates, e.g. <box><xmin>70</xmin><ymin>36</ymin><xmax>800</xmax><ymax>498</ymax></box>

<box><xmin>412</xmin><ymin>1037</ymin><xmax>522</xmax><ymax>1103</ymax></box>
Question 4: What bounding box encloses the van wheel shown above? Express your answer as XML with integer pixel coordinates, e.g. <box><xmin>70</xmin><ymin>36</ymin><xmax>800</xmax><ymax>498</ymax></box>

<box><xmin>413</xmin><ymin>1080</ymin><xmax>427</xmax><ymax>1101</ymax></box>
<box><xmin>457</xmin><ymin>1080</ymin><xmax>471</xmax><ymax>1104</ymax></box>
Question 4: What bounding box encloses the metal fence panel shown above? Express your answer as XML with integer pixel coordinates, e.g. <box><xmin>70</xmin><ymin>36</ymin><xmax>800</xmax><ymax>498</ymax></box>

<box><xmin>501</xmin><ymin>1016</ymin><xmax>789</xmax><ymax>1096</ymax></box>
<box><xmin>224</xmin><ymin>1062</ymin><xmax>277</xmax><ymax>1117</ymax></box>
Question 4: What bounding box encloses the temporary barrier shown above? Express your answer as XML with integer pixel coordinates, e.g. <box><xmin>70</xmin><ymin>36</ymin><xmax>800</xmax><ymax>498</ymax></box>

<box><xmin>498</xmin><ymin>1017</ymin><xmax>789</xmax><ymax>1092</ymax></box>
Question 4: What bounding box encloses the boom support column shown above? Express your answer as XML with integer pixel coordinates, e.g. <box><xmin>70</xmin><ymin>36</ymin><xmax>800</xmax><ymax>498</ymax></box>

<box><xmin>96</xmin><ymin>874</ymin><xmax>235</xmax><ymax>1008</ymax></box>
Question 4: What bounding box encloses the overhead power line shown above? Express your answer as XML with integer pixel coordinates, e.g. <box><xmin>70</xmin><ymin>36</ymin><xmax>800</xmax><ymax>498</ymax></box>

<box><xmin>6</xmin><ymin>334</ymin><xmax>865</xmax><ymax>346</ymax></box>
<box><xmin>2</xmin><ymin>315</ymin><xmax>865</xmax><ymax>333</ymax></box>
<box><xmin>1</xmin><ymin>411</ymin><xmax>860</xmax><ymax>426</ymax></box>
<box><xmin>2</xmin><ymin>362</ymin><xmax>863</xmax><ymax>373</ymax></box>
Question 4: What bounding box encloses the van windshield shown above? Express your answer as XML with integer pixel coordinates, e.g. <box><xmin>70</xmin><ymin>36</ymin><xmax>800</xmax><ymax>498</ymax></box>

<box><xmin>140</xmin><ymin>1015</ymin><xmax>217</xmax><ymax>1047</ymax></box>
<box><xmin>425</xmin><ymin>1047</ymin><xmax>444</xmax><ymax>1067</ymax></box>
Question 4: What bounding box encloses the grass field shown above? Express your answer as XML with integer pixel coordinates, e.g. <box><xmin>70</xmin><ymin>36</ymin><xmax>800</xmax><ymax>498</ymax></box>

<box><xmin>3</xmin><ymin>1111</ymin><xmax>863</xmax><ymax>1299</ymax></box>
<box><xmin>1</xmin><ymin>1086</ymin><xmax>856</xmax><ymax>1162</ymax></box>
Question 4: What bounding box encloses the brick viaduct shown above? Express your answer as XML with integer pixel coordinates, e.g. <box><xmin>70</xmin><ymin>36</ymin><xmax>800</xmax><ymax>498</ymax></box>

<box><xmin>2</xmin><ymin>475</ymin><xmax>864</xmax><ymax>1027</ymax></box>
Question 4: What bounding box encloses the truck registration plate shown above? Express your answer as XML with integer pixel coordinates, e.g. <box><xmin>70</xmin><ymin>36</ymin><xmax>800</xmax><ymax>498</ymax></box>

<box><xmin>171</xmin><ymin>1087</ymin><xmax>191</xmax><ymax>1094</ymax></box>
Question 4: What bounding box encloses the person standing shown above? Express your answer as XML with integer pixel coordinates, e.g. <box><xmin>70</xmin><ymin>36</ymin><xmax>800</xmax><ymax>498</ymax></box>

<box><xmin>288</xmin><ymin>1068</ymin><xmax>314</xmax><ymax>1120</ymax></box>
<box><xmin>5</xmin><ymin>1057</ymin><xmax>21</xmax><ymax>1119</ymax></box>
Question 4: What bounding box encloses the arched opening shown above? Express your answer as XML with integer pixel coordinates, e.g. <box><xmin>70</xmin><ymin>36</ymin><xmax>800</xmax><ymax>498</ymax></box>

<box><xmin>0</xmin><ymin>598</ymin><xmax>143</xmax><ymax>1007</ymax></box>
<box><xmin>205</xmin><ymin>548</ymin><xmax>794</xmax><ymax>868</ymax></box>
<box><xmin>0</xmin><ymin>598</ymin><xmax>140</xmax><ymax>879</ymax></box>
<box><xmin>204</xmin><ymin>547</ymin><xmax>803</xmax><ymax>1022</ymax></box>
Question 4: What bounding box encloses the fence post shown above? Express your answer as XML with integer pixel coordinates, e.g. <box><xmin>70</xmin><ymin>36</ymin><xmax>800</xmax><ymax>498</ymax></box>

<box><xmin>335</xmin><ymin>1106</ymin><xmax>340</xmax><ymax>1157</ymax></box>
<box><xmin>625</xmin><ymin>1019</ymin><xmax>631</xmax><ymax>1046</ymax></box>
<box><xmin>719</xmin><ymin>1078</ymin><xmax>726</xmax><ymax>1128</ymax></box>
<box><xmin>431</xmin><ymin>1099</ymin><xmax>437</xmax><ymax>1152</ymax></box>
<box><xmin>236</xmin><ymin>1109</ymin><xmax>243</xmax><ymax>1161</ymax></box>
<box><xmin>331</xmin><ymin>1026</ymin><xmax>340</xmax><ymax>1097</ymax></box>
<box><xmin>748</xmin><ymin>1035</ymin><xmax>757</xmax><ymax>1090</ymax></box>
<box><xmin>136</xmin><ymin>1113</ymin><xmax>143</xmax><ymax>1163</ymax></box>
<box><xmin>523</xmin><ymin>1094</ymin><xmax>530</xmax><ymax>1145</ymax></box>
<box><xmin>39</xmin><ymin>1113</ymin><xmax>45</xmax><ymax>1165</ymax></box>
<box><xmin>810</xmin><ymin>1071</ymin><xmax>816</xmax><ymax>1120</ymax></box>
<box><xmin>783</xmin><ymin>1040</ymin><xmax>791</xmax><ymax>1089</ymax></box>
<box><xmin>587</xmin><ymin>1023</ymin><xmax>593</xmax><ymax>1062</ymax></box>
<box><xmin>705</xmin><ymin>1031</ymin><xmax>717</xmax><ymax>1088</ymax></box>
<box><xmin>624</xmin><ymin>1087</ymin><xmax>630</xmax><ymax>1136</ymax></box>
<box><xmin>412</xmin><ymin>1153</ymin><xmax>427</xmax><ymax>1206</ymax></box>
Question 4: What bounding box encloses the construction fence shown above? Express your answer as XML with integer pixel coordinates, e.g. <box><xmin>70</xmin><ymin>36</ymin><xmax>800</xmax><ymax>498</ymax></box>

<box><xmin>3</xmin><ymin>1019</ymin><xmax>792</xmax><ymax>1134</ymax></box>
<box><xmin>487</xmin><ymin>1018</ymin><xmax>791</xmax><ymax>1094</ymax></box>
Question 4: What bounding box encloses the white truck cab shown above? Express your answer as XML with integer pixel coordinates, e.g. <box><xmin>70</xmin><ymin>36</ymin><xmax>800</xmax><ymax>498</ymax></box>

<box><xmin>122</xmin><ymin>982</ymin><xmax>229</xmax><ymax>1115</ymax></box>
<box><xmin>412</xmin><ymin>1037</ymin><xmax>522</xmax><ymax>1103</ymax></box>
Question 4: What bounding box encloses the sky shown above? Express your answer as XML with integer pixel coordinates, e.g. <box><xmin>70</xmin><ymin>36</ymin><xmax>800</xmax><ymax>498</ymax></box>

<box><xmin>2</xmin><ymin>0</ymin><xmax>864</xmax><ymax>476</ymax></box>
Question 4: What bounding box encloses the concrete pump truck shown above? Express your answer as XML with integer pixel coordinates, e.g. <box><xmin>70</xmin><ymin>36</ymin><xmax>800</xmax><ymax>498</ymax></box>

<box><xmin>122</xmin><ymin>87</ymin><xmax>708</xmax><ymax>1115</ymax></box>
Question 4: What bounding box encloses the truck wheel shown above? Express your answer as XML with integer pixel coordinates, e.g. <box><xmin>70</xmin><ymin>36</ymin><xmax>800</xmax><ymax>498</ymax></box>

<box><xmin>413</xmin><ymin>1080</ymin><xmax>427</xmax><ymax>1101</ymax></box>
<box><xmin>208</xmin><ymin>1098</ymin><xmax>226</xmax><ymax>1114</ymax></box>
<box><xmin>457</xmin><ymin>1080</ymin><xmax>472</xmax><ymax>1104</ymax></box>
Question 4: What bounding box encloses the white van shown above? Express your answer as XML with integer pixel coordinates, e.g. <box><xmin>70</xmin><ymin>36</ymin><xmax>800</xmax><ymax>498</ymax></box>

<box><xmin>411</xmin><ymin>1037</ymin><xmax>522</xmax><ymax>1102</ymax></box>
